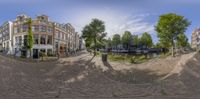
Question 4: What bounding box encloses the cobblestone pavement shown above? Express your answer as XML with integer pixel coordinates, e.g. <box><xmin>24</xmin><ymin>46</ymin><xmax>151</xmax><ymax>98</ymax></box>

<box><xmin>0</xmin><ymin>52</ymin><xmax>200</xmax><ymax>99</ymax></box>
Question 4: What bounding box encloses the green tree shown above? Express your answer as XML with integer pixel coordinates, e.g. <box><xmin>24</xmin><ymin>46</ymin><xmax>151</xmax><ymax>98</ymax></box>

<box><xmin>176</xmin><ymin>33</ymin><xmax>188</xmax><ymax>48</ymax></box>
<box><xmin>140</xmin><ymin>32</ymin><xmax>153</xmax><ymax>48</ymax></box>
<box><xmin>122</xmin><ymin>31</ymin><xmax>132</xmax><ymax>50</ymax></box>
<box><xmin>82</xmin><ymin>18</ymin><xmax>106</xmax><ymax>56</ymax></box>
<box><xmin>112</xmin><ymin>34</ymin><xmax>121</xmax><ymax>49</ymax></box>
<box><xmin>155</xmin><ymin>13</ymin><xmax>191</xmax><ymax>57</ymax></box>
<box><xmin>26</xmin><ymin>18</ymin><xmax>34</xmax><ymax>58</ymax></box>
<box><xmin>133</xmin><ymin>35</ymin><xmax>139</xmax><ymax>48</ymax></box>
<box><xmin>107</xmin><ymin>37</ymin><xmax>112</xmax><ymax>48</ymax></box>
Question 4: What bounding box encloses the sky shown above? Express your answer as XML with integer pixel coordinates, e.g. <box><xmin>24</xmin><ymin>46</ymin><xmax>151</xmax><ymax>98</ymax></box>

<box><xmin>0</xmin><ymin>0</ymin><xmax>199</xmax><ymax>43</ymax></box>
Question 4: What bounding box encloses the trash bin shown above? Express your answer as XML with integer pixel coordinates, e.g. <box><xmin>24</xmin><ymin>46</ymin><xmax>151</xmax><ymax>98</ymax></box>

<box><xmin>102</xmin><ymin>53</ymin><xmax>107</xmax><ymax>62</ymax></box>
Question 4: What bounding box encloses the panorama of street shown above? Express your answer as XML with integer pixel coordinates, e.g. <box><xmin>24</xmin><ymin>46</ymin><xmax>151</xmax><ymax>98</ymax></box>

<box><xmin>0</xmin><ymin>51</ymin><xmax>200</xmax><ymax>99</ymax></box>
<box><xmin>1</xmin><ymin>0</ymin><xmax>200</xmax><ymax>99</ymax></box>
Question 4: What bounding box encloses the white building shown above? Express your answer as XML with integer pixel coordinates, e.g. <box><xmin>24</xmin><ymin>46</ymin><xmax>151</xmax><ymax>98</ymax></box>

<box><xmin>0</xmin><ymin>21</ymin><xmax>13</xmax><ymax>54</ymax></box>
<box><xmin>0</xmin><ymin>14</ymin><xmax>85</xmax><ymax>58</ymax></box>
<box><xmin>191</xmin><ymin>28</ymin><xmax>200</xmax><ymax>50</ymax></box>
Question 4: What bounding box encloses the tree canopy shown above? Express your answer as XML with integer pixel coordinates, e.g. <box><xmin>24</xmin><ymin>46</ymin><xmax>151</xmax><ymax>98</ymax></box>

<box><xmin>176</xmin><ymin>33</ymin><xmax>188</xmax><ymax>48</ymax></box>
<box><xmin>106</xmin><ymin>37</ymin><xmax>112</xmax><ymax>48</ymax></box>
<box><xmin>155</xmin><ymin>13</ymin><xmax>191</xmax><ymax>56</ymax></box>
<box><xmin>112</xmin><ymin>34</ymin><xmax>121</xmax><ymax>47</ymax></box>
<box><xmin>122</xmin><ymin>31</ymin><xmax>132</xmax><ymax>49</ymax></box>
<box><xmin>140</xmin><ymin>32</ymin><xmax>153</xmax><ymax>48</ymax></box>
<box><xmin>133</xmin><ymin>35</ymin><xmax>139</xmax><ymax>47</ymax></box>
<box><xmin>26</xmin><ymin>18</ymin><xmax>34</xmax><ymax>58</ymax></box>
<box><xmin>82</xmin><ymin>18</ymin><xmax>106</xmax><ymax>56</ymax></box>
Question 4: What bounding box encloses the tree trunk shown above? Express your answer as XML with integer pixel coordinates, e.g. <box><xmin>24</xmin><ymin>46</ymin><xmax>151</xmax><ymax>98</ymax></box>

<box><xmin>172</xmin><ymin>39</ymin><xmax>175</xmax><ymax>57</ymax></box>
<box><xmin>29</xmin><ymin>49</ymin><xmax>32</xmax><ymax>59</ymax></box>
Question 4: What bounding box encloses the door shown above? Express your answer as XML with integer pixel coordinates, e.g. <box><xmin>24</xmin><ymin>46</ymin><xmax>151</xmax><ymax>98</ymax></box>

<box><xmin>33</xmin><ymin>49</ymin><xmax>39</xmax><ymax>59</ymax></box>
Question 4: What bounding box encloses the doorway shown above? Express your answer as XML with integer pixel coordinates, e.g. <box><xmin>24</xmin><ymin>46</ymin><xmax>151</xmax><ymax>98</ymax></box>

<box><xmin>33</xmin><ymin>49</ymin><xmax>39</xmax><ymax>59</ymax></box>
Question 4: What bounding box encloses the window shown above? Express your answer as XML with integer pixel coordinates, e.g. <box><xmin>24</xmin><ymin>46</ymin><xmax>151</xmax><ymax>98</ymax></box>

<box><xmin>58</xmin><ymin>32</ymin><xmax>60</xmax><ymax>38</ymax></box>
<box><xmin>16</xmin><ymin>27</ymin><xmax>20</xmax><ymax>33</ymax></box>
<box><xmin>23</xmin><ymin>35</ymin><xmax>28</xmax><ymax>46</ymax></box>
<box><xmin>6</xmin><ymin>36</ymin><xmax>9</xmax><ymax>40</ymax></box>
<box><xmin>60</xmin><ymin>33</ymin><xmax>62</xmax><ymax>39</ymax></box>
<box><xmin>15</xmin><ymin>37</ymin><xmax>18</xmax><ymax>46</ymax></box>
<box><xmin>48</xmin><ymin>27</ymin><xmax>53</xmax><ymax>33</ymax></box>
<box><xmin>55</xmin><ymin>32</ymin><xmax>58</xmax><ymax>38</ymax></box>
<box><xmin>42</xmin><ymin>26</ymin><xmax>46</xmax><ymax>32</ymax></box>
<box><xmin>40</xmin><ymin>35</ymin><xmax>46</xmax><ymax>44</ymax></box>
<box><xmin>34</xmin><ymin>34</ymin><xmax>39</xmax><ymax>44</ymax></box>
<box><xmin>14</xmin><ymin>27</ymin><xmax>20</xmax><ymax>33</ymax></box>
<box><xmin>47</xmin><ymin>35</ymin><xmax>52</xmax><ymax>44</ymax></box>
<box><xmin>22</xmin><ymin>25</ymin><xmax>28</xmax><ymax>32</ymax></box>
<box><xmin>65</xmin><ymin>34</ymin><xmax>68</xmax><ymax>40</ymax></box>
<box><xmin>19</xmin><ymin>36</ymin><xmax>22</xmax><ymax>46</ymax></box>
<box><xmin>40</xmin><ymin>49</ymin><xmax>46</xmax><ymax>54</ymax></box>
<box><xmin>62</xmin><ymin>33</ymin><xmax>64</xmax><ymax>40</ymax></box>
<box><xmin>34</xmin><ymin>25</ymin><xmax>39</xmax><ymax>32</ymax></box>
<box><xmin>32</xmin><ymin>26</ymin><xmax>35</xmax><ymax>32</ymax></box>
<box><xmin>40</xmin><ymin>26</ymin><xmax>46</xmax><ymax>32</ymax></box>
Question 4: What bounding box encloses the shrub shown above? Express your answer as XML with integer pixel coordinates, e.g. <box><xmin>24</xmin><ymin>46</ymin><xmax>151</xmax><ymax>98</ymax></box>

<box><xmin>39</xmin><ymin>52</ymin><xmax>46</xmax><ymax>61</ymax></box>
<box><xmin>47</xmin><ymin>53</ymin><xmax>54</xmax><ymax>57</ymax></box>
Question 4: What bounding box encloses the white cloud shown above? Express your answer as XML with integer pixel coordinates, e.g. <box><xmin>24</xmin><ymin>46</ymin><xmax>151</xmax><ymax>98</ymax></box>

<box><xmin>61</xmin><ymin>8</ymin><xmax>155</xmax><ymax>38</ymax></box>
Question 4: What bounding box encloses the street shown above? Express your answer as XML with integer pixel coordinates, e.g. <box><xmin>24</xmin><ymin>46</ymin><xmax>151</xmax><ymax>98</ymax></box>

<box><xmin>0</xmin><ymin>52</ymin><xmax>200</xmax><ymax>99</ymax></box>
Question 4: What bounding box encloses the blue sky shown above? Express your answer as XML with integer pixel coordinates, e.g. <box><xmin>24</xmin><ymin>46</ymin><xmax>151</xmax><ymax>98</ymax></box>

<box><xmin>0</xmin><ymin>0</ymin><xmax>199</xmax><ymax>43</ymax></box>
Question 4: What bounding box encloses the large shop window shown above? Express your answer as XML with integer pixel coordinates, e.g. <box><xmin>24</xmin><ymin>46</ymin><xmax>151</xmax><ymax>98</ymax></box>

<box><xmin>40</xmin><ymin>35</ymin><xmax>46</xmax><ymax>44</ymax></box>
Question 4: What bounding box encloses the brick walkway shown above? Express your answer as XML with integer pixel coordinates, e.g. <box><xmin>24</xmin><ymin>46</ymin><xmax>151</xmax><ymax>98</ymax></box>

<box><xmin>0</xmin><ymin>52</ymin><xmax>200</xmax><ymax>99</ymax></box>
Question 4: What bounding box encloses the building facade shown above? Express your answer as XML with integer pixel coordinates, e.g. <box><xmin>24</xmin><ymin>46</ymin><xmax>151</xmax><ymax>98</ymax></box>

<box><xmin>191</xmin><ymin>28</ymin><xmax>200</xmax><ymax>50</ymax></box>
<box><xmin>0</xmin><ymin>14</ymin><xmax>82</xmax><ymax>58</ymax></box>
<box><xmin>0</xmin><ymin>21</ymin><xmax>13</xmax><ymax>54</ymax></box>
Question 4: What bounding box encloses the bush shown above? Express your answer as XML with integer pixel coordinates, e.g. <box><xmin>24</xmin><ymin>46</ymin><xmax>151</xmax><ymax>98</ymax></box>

<box><xmin>47</xmin><ymin>53</ymin><xmax>54</xmax><ymax>57</ymax></box>
<box><xmin>39</xmin><ymin>52</ymin><xmax>46</xmax><ymax>61</ymax></box>
<box><xmin>159</xmin><ymin>52</ymin><xmax>171</xmax><ymax>58</ymax></box>
<box><xmin>108</xmin><ymin>54</ymin><xmax>125</xmax><ymax>61</ymax></box>
<box><xmin>39</xmin><ymin>52</ymin><xmax>46</xmax><ymax>57</ymax></box>
<box><xmin>108</xmin><ymin>54</ymin><xmax>151</xmax><ymax>64</ymax></box>
<box><xmin>130</xmin><ymin>56</ymin><xmax>136</xmax><ymax>63</ymax></box>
